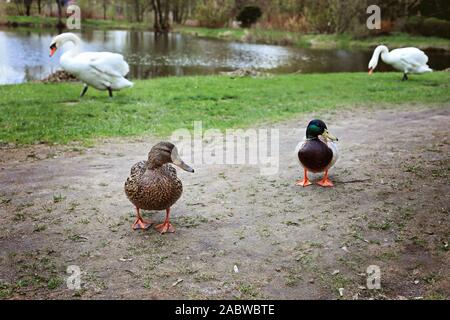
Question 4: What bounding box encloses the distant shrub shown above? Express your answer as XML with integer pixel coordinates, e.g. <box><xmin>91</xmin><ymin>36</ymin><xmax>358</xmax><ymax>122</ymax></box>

<box><xmin>184</xmin><ymin>19</ymin><xmax>200</xmax><ymax>27</ymax></box>
<box><xmin>196</xmin><ymin>0</ymin><xmax>231</xmax><ymax>28</ymax></box>
<box><xmin>304</xmin><ymin>5</ymin><xmax>333</xmax><ymax>33</ymax></box>
<box><xmin>0</xmin><ymin>4</ymin><xmax>5</xmax><ymax>24</ymax></box>
<box><xmin>236</xmin><ymin>6</ymin><xmax>262</xmax><ymax>28</ymax></box>
<box><xmin>4</xmin><ymin>2</ymin><xmax>18</xmax><ymax>16</ymax></box>
<box><xmin>239</xmin><ymin>28</ymin><xmax>300</xmax><ymax>46</ymax></box>
<box><xmin>404</xmin><ymin>16</ymin><xmax>423</xmax><ymax>34</ymax></box>
<box><xmin>404</xmin><ymin>16</ymin><xmax>450</xmax><ymax>39</ymax></box>
<box><xmin>283</xmin><ymin>15</ymin><xmax>309</xmax><ymax>33</ymax></box>
<box><xmin>422</xmin><ymin>17</ymin><xmax>450</xmax><ymax>38</ymax></box>
<box><xmin>260</xmin><ymin>13</ymin><xmax>309</xmax><ymax>32</ymax></box>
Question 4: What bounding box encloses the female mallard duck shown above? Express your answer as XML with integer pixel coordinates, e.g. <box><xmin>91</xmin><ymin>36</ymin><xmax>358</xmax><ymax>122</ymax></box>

<box><xmin>295</xmin><ymin>120</ymin><xmax>338</xmax><ymax>187</ymax></box>
<box><xmin>124</xmin><ymin>142</ymin><xmax>194</xmax><ymax>234</ymax></box>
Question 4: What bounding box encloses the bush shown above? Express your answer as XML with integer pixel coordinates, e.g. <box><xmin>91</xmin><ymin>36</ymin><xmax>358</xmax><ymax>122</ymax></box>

<box><xmin>404</xmin><ymin>16</ymin><xmax>450</xmax><ymax>39</ymax></box>
<box><xmin>236</xmin><ymin>6</ymin><xmax>262</xmax><ymax>28</ymax></box>
<box><xmin>304</xmin><ymin>4</ymin><xmax>333</xmax><ymax>33</ymax></box>
<box><xmin>4</xmin><ymin>2</ymin><xmax>19</xmax><ymax>16</ymax></box>
<box><xmin>404</xmin><ymin>16</ymin><xmax>423</xmax><ymax>34</ymax></box>
<box><xmin>422</xmin><ymin>17</ymin><xmax>450</xmax><ymax>38</ymax></box>
<box><xmin>196</xmin><ymin>0</ymin><xmax>231</xmax><ymax>28</ymax></box>
<box><xmin>259</xmin><ymin>13</ymin><xmax>309</xmax><ymax>33</ymax></box>
<box><xmin>0</xmin><ymin>4</ymin><xmax>5</xmax><ymax>24</ymax></box>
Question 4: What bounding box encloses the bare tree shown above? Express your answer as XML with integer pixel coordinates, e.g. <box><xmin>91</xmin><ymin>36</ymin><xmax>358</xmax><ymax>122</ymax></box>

<box><xmin>12</xmin><ymin>0</ymin><xmax>24</xmax><ymax>15</ymax></box>
<box><xmin>151</xmin><ymin>0</ymin><xmax>171</xmax><ymax>33</ymax></box>
<box><xmin>55</xmin><ymin>0</ymin><xmax>65</xmax><ymax>27</ymax></box>
<box><xmin>172</xmin><ymin>0</ymin><xmax>187</xmax><ymax>24</ymax></box>
<box><xmin>24</xmin><ymin>0</ymin><xmax>33</xmax><ymax>16</ymax></box>
<box><xmin>131</xmin><ymin>0</ymin><xmax>151</xmax><ymax>22</ymax></box>
<box><xmin>37</xmin><ymin>0</ymin><xmax>42</xmax><ymax>14</ymax></box>
<box><xmin>134</xmin><ymin>0</ymin><xmax>142</xmax><ymax>22</ymax></box>
<box><xmin>102</xmin><ymin>0</ymin><xmax>109</xmax><ymax>20</ymax></box>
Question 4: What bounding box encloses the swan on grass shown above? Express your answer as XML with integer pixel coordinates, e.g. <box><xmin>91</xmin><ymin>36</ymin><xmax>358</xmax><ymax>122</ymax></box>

<box><xmin>49</xmin><ymin>33</ymin><xmax>133</xmax><ymax>97</ymax></box>
<box><xmin>368</xmin><ymin>45</ymin><xmax>432</xmax><ymax>81</ymax></box>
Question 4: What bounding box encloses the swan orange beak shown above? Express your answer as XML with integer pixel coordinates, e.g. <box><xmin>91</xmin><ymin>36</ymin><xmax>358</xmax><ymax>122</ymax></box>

<box><xmin>49</xmin><ymin>47</ymin><xmax>57</xmax><ymax>57</ymax></box>
<box><xmin>368</xmin><ymin>68</ymin><xmax>373</xmax><ymax>75</ymax></box>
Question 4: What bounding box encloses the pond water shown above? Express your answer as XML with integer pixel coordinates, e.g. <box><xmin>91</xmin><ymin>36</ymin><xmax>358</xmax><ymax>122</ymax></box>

<box><xmin>0</xmin><ymin>28</ymin><xmax>449</xmax><ymax>85</ymax></box>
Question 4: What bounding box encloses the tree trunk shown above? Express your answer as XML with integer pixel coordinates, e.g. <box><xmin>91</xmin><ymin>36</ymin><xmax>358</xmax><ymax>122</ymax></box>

<box><xmin>173</xmin><ymin>6</ymin><xmax>179</xmax><ymax>23</ymax></box>
<box><xmin>163</xmin><ymin>0</ymin><xmax>170</xmax><ymax>30</ymax></box>
<box><xmin>152</xmin><ymin>0</ymin><xmax>159</xmax><ymax>31</ymax></box>
<box><xmin>24</xmin><ymin>0</ymin><xmax>33</xmax><ymax>16</ymax></box>
<box><xmin>157</xmin><ymin>0</ymin><xmax>164</xmax><ymax>30</ymax></box>
<box><xmin>56</xmin><ymin>0</ymin><xmax>62</xmax><ymax>19</ymax></box>
<box><xmin>173</xmin><ymin>0</ymin><xmax>185</xmax><ymax>24</ymax></box>
<box><xmin>134</xmin><ymin>0</ymin><xmax>141</xmax><ymax>22</ymax></box>
<box><xmin>152</xmin><ymin>0</ymin><xmax>170</xmax><ymax>33</ymax></box>
<box><xmin>14</xmin><ymin>0</ymin><xmax>23</xmax><ymax>16</ymax></box>
<box><xmin>56</xmin><ymin>0</ymin><xmax>64</xmax><ymax>28</ymax></box>
<box><xmin>37</xmin><ymin>0</ymin><xmax>41</xmax><ymax>14</ymax></box>
<box><xmin>103</xmin><ymin>0</ymin><xmax>108</xmax><ymax>20</ymax></box>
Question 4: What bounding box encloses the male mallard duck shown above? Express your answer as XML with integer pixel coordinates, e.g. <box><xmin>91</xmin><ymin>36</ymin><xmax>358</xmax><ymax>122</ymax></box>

<box><xmin>124</xmin><ymin>142</ymin><xmax>194</xmax><ymax>234</ymax></box>
<box><xmin>295</xmin><ymin>120</ymin><xmax>339</xmax><ymax>187</ymax></box>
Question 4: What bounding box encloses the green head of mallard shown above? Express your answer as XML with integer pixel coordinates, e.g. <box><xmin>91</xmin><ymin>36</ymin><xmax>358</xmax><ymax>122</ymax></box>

<box><xmin>148</xmin><ymin>141</ymin><xmax>195</xmax><ymax>173</ymax></box>
<box><xmin>306</xmin><ymin>119</ymin><xmax>338</xmax><ymax>142</ymax></box>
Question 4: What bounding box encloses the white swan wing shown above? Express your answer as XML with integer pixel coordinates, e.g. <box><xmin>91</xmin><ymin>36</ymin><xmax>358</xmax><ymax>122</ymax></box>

<box><xmin>76</xmin><ymin>52</ymin><xmax>130</xmax><ymax>77</ymax></box>
<box><xmin>393</xmin><ymin>48</ymin><xmax>429</xmax><ymax>67</ymax></box>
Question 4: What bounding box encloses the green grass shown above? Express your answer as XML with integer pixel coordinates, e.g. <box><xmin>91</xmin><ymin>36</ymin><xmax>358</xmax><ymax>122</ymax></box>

<box><xmin>175</xmin><ymin>26</ymin><xmax>450</xmax><ymax>50</ymax></box>
<box><xmin>0</xmin><ymin>72</ymin><xmax>449</xmax><ymax>145</ymax></box>
<box><xmin>4</xmin><ymin>15</ymin><xmax>150</xmax><ymax>30</ymax></box>
<box><xmin>346</xmin><ymin>33</ymin><xmax>450</xmax><ymax>50</ymax></box>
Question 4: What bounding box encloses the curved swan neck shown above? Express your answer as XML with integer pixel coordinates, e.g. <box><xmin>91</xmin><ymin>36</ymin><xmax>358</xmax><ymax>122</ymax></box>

<box><xmin>57</xmin><ymin>33</ymin><xmax>82</xmax><ymax>57</ymax></box>
<box><xmin>375</xmin><ymin>45</ymin><xmax>389</xmax><ymax>61</ymax></box>
<box><xmin>369</xmin><ymin>45</ymin><xmax>389</xmax><ymax>69</ymax></box>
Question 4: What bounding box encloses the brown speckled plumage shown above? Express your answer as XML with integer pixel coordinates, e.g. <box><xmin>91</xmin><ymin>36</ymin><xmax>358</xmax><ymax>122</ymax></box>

<box><xmin>124</xmin><ymin>143</ymin><xmax>183</xmax><ymax>211</ymax></box>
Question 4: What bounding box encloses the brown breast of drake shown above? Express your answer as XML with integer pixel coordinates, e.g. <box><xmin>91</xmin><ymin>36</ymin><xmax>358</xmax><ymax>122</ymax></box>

<box><xmin>298</xmin><ymin>139</ymin><xmax>333</xmax><ymax>173</ymax></box>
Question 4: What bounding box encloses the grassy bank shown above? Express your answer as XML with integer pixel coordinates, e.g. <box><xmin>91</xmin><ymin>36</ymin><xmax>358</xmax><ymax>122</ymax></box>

<box><xmin>175</xmin><ymin>26</ymin><xmax>450</xmax><ymax>50</ymax></box>
<box><xmin>3</xmin><ymin>15</ymin><xmax>150</xmax><ymax>30</ymax></box>
<box><xmin>0</xmin><ymin>72</ymin><xmax>449</xmax><ymax>145</ymax></box>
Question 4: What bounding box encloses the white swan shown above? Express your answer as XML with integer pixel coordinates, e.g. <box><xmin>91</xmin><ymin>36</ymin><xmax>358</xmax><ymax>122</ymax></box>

<box><xmin>49</xmin><ymin>33</ymin><xmax>133</xmax><ymax>97</ymax></box>
<box><xmin>368</xmin><ymin>45</ymin><xmax>432</xmax><ymax>80</ymax></box>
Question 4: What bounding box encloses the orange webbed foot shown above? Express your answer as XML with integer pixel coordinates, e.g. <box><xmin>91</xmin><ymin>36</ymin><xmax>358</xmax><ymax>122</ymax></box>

<box><xmin>155</xmin><ymin>222</ymin><xmax>175</xmax><ymax>234</ymax></box>
<box><xmin>317</xmin><ymin>178</ymin><xmax>334</xmax><ymax>187</ymax></box>
<box><xmin>132</xmin><ymin>218</ymin><xmax>152</xmax><ymax>230</ymax></box>
<box><xmin>317</xmin><ymin>170</ymin><xmax>334</xmax><ymax>187</ymax></box>
<box><xmin>132</xmin><ymin>207</ymin><xmax>152</xmax><ymax>230</ymax></box>
<box><xmin>296</xmin><ymin>168</ymin><xmax>312</xmax><ymax>187</ymax></box>
<box><xmin>296</xmin><ymin>178</ymin><xmax>312</xmax><ymax>187</ymax></box>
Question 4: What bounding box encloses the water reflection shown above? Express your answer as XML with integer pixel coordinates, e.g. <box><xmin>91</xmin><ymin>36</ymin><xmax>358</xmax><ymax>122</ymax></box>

<box><xmin>0</xmin><ymin>28</ymin><xmax>449</xmax><ymax>85</ymax></box>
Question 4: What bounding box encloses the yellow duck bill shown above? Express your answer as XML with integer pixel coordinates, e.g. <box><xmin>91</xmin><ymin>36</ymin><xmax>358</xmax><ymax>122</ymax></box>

<box><xmin>171</xmin><ymin>147</ymin><xmax>194</xmax><ymax>173</ymax></box>
<box><xmin>322</xmin><ymin>129</ymin><xmax>338</xmax><ymax>141</ymax></box>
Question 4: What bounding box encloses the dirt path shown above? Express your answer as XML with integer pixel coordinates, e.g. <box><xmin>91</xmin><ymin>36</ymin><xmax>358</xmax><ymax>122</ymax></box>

<box><xmin>0</xmin><ymin>105</ymin><xmax>449</xmax><ymax>300</ymax></box>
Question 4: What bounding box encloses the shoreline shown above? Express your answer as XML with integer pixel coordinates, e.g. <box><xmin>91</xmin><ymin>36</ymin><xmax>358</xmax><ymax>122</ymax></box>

<box><xmin>2</xmin><ymin>15</ymin><xmax>450</xmax><ymax>51</ymax></box>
